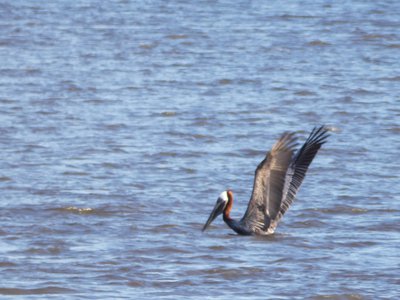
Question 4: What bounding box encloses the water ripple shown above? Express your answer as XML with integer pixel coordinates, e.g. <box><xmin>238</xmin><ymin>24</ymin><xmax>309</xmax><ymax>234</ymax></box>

<box><xmin>1</xmin><ymin>0</ymin><xmax>399</xmax><ymax>299</ymax></box>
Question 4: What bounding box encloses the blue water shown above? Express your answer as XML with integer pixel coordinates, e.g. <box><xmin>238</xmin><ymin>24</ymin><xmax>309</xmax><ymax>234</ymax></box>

<box><xmin>0</xmin><ymin>1</ymin><xmax>399</xmax><ymax>299</ymax></box>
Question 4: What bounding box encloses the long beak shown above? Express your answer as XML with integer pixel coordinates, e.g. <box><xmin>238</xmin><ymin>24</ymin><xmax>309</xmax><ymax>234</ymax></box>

<box><xmin>202</xmin><ymin>201</ymin><xmax>225</xmax><ymax>232</ymax></box>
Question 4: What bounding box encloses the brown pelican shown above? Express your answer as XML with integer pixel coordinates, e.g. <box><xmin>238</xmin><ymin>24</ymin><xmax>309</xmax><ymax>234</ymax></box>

<box><xmin>202</xmin><ymin>126</ymin><xmax>329</xmax><ymax>235</ymax></box>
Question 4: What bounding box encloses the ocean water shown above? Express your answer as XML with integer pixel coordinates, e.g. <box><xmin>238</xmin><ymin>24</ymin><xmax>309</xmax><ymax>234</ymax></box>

<box><xmin>0</xmin><ymin>0</ymin><xmax>399</xmax><ymax>299</ymax></box>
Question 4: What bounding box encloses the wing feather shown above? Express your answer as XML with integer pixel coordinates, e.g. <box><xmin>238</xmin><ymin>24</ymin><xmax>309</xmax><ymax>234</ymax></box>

<box><xmin>274</xmin><ymin>126</ymin><xmax>329</xmax><ymax>224</ymax></box>
<box><xmin>241</xmin><ymin>132</ymin><xmax>298</xmax><ymax>231</ymax></box>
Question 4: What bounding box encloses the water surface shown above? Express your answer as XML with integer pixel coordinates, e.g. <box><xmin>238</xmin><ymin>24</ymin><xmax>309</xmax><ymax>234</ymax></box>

<box><xmin>1</xmin><ymin>1</ymin><xmax>399</xmax><ymax>299</ymax></box>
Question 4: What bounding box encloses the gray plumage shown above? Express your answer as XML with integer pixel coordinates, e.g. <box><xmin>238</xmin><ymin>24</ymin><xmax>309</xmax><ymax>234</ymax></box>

<box><xmin>202</xmin><ymin>126</ymin><xmax>329</xmax><ymax>236</ymax></box>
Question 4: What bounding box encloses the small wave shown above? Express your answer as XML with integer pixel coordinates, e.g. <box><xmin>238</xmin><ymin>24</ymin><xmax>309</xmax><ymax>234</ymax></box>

<box><xmin>62</xmin><ymin>171</ymin><xmax>89</xmax><ymax>176</ymax></box>
<box><xmin>150</xmin><ymin>224</ymin><xmax>178</xmax><ymax>232</ymax></box>
<box><xmin>139</xmin><ymin>43</ymin><xmax>158</xmax><ymax>49</ymax></box>
<box><xmin>280</xmin><ymin>14</ymin><xmax>317</xmax><ymax>19</ymax></box>
<box><xmin>218</xmin><ymin>79</ymin><xmax>233</xmax><ymax>85</ymax></box>
<box><xmin>292</xmin><ymin>219</ymin><xmax>327</xmax><ymax>228</ymax></box>
<box><xmin>166</xmin><ymin>34</ymin><xmax>188</xmax><ymax>40</ymax></box>
<box><xmin>25</xmin><ymin>246</ymin><xmax>65</xmax><ymax>255</ymax></box>
<box><xmin>158</xmin><ymin>151</ymin><xmax>178</xmax><ymax>157</ymax></box>
<box><xmin>84</xmin><ymin>99</ymin><xmax>115</xmax><ymax>105</ymax></box>
<box><xmin>0</xmin><ymin>176</ymin><xmax>12</xmax><ymax>182</ymax></box>
<box><xmin>386</xmin><ymin>44</ymin><xmax>400</xmax><ymax>49</ymax></box>
<box><xmin>0</xmin><ymin>286</ymin><xmax>75</xmax><ymax>295</ymax></box>
<box><xmin>308</xmin><ymin>40</ymin><xmax>331</xmax><ymax>46</ymax></box>
<box><xmin>191</xmin><ymin>119</ymin><xmax>211</xmax><ymax>126</ymax></box>
<box><xmin>362</xmin><ymin>33</ymin><xmax>394</xmax><ymax>41</ymax></box>
<box><xmin>239</xmin><ymin>148</ymin><xmax>265</xmax><ymax>157</ymax></box>
<box><xmin>315</xmin><ymin>206</ymin><xmax>369</xmax><ymax>215</ymax></box>
<box><xmin>364</xmin><ymin>221</ymin><xmax>399</xmax><ymax>232</ymax></box>
<box><xmin>352</xmin><ymin>88</ymin><xmax>383</xmax><ymax>95</ymax></box>
<box><xmin>271</xmin><ymin>86</ymin><xmax>290</xmax><ymax>91</ymax></box>
<box><xmin>53</xmin><ymin>206</ymin><xmax>96</xmax><ymax>215</ymax></box>
<box><xmin>149</xmin><ymin>150</ymin><xmax>204</xmax><ymax>158</ymax></box>
<box><xmin>103</xmin><ymin>123</ymin><xmax>128</xmax><ymax>130</ymax></box>
<box><xmin>151</xmin><ymin>279</ymin><xmax>194</xmax><ymax>288</ymax></box>
<box><xmin>208</xmin><ymin>245</ymin><xmax>226</xmax><ymax>250</ymax></box>
<box><xmin>310</xmin><ymin>293</ymin><xmax>364</xmax><ymax>300</ymax></box>
<box><xmin>127</xmin><ymin>281</ymin><xmax>145</xmax><ymax>287</ymax></box>
<box><xmin>152</xmin><ymin>246</ymin><xmax>190</xmax><ymax>254</ymax></box>
<box><xmin>191</xmin><ymin>133</ymin><xmax>212</xmax><ymax>139</ymax></box>
<box><xmin>161</xmin><ymin>111</ymin><xmax>177</xmax><ymax>117</ymax></box>
<box><xmin>294</xmin><ymin>90</ymin><xmax>317</xmax><ymax>96</ymax></box>
<box><xmin>101</xmin><ymin>162</ymin><xmax>122</xmax><ymax>169</ymax></box>
<box><xmin>195</xmin><ymin>266</ymin><xmax>265</xmax><ymax>280</ymax></box>
<box><xmin>344</xmin><ymin>241</ymin><xmax>377</xmax><ymax>248</ymax></box>
<box><xmin>379</xmin><ymin>76</ymin><xmax>400</xmax><ymax>81</ymax></box>
<box><xmin>0</xmin><ymin>98</ymin><xmax>16</xmax><ymax>104</ymax></box>
<box><xmin>386</xmin><ymin>126</ymin><xmax>400</xmax><ymax>133</ymax></box>
<box><xmin>0</xmin><ymin>261</ymin><xmax>17</xmax><ymax>267</ymax></box>
<box><xmin>180</xmin><ymin>167</ymin><xmax>196</xmax><ymax>174</ymax></box>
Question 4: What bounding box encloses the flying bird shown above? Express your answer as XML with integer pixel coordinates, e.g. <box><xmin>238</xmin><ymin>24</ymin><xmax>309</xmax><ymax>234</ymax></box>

<box><xmin>202</xmin><ymin>126</ymin><xmax>329</xmax><ymax>235</ymax></box>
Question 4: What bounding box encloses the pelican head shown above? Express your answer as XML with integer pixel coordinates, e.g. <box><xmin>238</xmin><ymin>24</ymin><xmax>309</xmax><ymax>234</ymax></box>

<box><xmin>202</xmin><ymin>191</ymin><xmax>229</xmax><ymax>232</ymax></box>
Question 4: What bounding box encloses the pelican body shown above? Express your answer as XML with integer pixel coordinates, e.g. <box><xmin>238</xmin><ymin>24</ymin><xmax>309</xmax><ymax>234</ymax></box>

<box><xmin>202</xmin><ymin>126</ymin><xmax>329</xmax><ymax>235</ymax></box>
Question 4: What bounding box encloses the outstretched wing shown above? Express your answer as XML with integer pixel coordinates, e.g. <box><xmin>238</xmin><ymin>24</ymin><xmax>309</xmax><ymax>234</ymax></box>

<box><xmin>274</xmin><ymin>126</ymin><xmax>329</xmax><ymax>224</ymax></box>
<box><xmin>241</xmin><ymin>132</ymin><xmax>298</xmax><ymax>231</ymax></box>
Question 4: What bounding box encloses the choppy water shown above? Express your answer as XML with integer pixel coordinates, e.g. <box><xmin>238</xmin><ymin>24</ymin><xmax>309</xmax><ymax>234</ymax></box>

<box><xmin>1</xmin><ymin>1</ymin><xmax>399</xmax><ymax>299</ymax></box>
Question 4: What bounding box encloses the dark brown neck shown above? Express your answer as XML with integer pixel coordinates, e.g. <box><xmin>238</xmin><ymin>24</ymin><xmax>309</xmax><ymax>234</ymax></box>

<box><xmin>223</xmin><ymin>190</ymin><xmax>233</xmax><ymax>220</ymax></box>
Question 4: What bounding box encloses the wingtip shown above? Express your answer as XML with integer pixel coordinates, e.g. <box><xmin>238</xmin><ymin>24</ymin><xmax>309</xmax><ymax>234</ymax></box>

<box><xmin>308</xmin><ymin>125</ymin><xmax>330</xmax><ymax>144</ymax></box>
